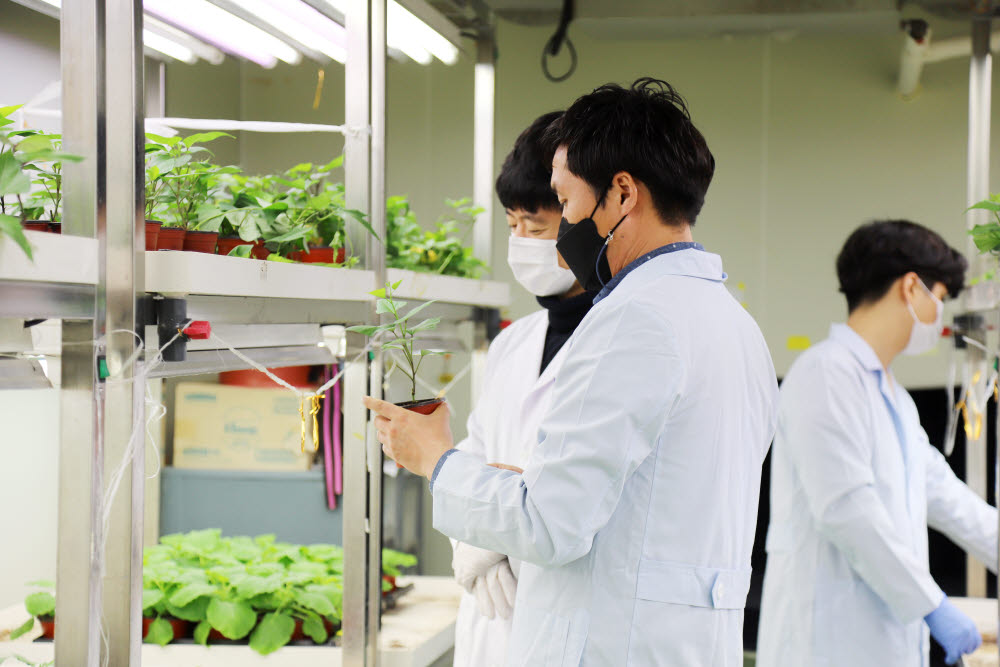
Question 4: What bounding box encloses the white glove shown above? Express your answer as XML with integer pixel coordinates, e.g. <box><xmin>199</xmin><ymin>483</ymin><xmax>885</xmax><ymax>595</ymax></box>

<box><xmin>472</xmin><ymin>558</ymin><xmax>517</xmax><ymax>620</ymax></box>
<box><xmin>452</xmin><ymin>541</ymin><xmax>505</xmax><ymax>593</ymax></box>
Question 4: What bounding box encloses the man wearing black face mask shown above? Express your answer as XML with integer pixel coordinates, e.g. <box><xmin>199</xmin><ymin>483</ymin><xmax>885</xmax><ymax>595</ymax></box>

<box><xmin>364</xmin><ymin>78</ymin><xmax>778</xmax><ymax>666</ymax></box>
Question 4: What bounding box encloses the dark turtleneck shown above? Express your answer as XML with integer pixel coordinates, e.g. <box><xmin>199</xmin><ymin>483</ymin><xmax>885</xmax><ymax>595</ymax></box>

<box><xmin>535</xmin><ymin>290</ymin><xmax>597</xmax><ymax>374</ymax></box>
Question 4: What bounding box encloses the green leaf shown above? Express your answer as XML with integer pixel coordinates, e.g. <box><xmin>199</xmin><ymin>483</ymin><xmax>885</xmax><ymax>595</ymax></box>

<box><xmin>0</xmin><ymin>151</ymin><xmax>31</xmax><ymax>195</ymax></box>
<box><xmin>182</xmin><ymin>131</ymin><xmax>233</xmax><ymax>147</ymax></box>
<box><xmin>144</xmin><ymin>617</ymin><xmax>174</xmax><ymax>646</ymax></box>
<box><xmin>194</xmin><ymin>620</ymin><xmax>211</xmax><ymax>646</ymax></box>
<box><xmin>170</xmin><ymin>582</ymin><xmax>216</xmax><ymax>607</ymax></box>
<box><xmin>248</xmin><ymin>612</ymin><xmax>295</xmax><ymax>655</ymax></box>
<box><xmin>227</xmin><ymin>244</ymin><xmax>254</xmax><ymax>258</ymax></box>
<box><xmin>142</xmin><ymin>588</ymin><xmax>165</xmax><ymax>612</ymax></box>
<box><xmin>377</xmin><ymin>298</ymin><xmax>406</xmax><ymax>314</ymax></box>
<box><xmin>207</xmin><ymin>598</ymin><xmax>257</xmax><ymax>640</ymax></box>
<box><xmin>370</xmin><ymin>287</ymin><xmax>387</xmax><ymax>298</ymax></box>
<box><xmin>410</xmin><ymin>317</ymin><xmax>440</xmax><ymax>333</ymax></box>
<box><xmin>302</xmin><ymin>614</ymin><xmax>328</xmax><ymax>643</ymax></box>
<box><xmin>293</xmin><ymin>590</ymin><xmax>335</xmax><ymax>617</ymax></box>
<box><xmin>345</xmin><ymin>325</ymin><xmax>380</xmax><ymax>336</ymax></box>
<box><xmin>165</xmin><ymin>596</ymin><xmax>210</xmax><ymax>622</ymax></box>
<box><xmin>266</xmin><ymin>254</ymin><xmax>296</xmax><ymax>263</ymax></box>
<box><xmin>10</xmin><ymin>617</ymin><xmax>35</xmax><ymax>640</ymax></box>
<box><xmin>391</xmin><ymin>280</ymin><xmax>403</xmax><ymax>290</ymax></box>
<box><xmin>398</xmin><ymin>300</ymin><xmax>438</xmax><ymax>323</ymax></box>
<box><xmin>0</xmin><ymin>214</ymin><xmax>33</xmax><ymax>260</ymax></box>
<box><xmin>25</xmin><ymin>592</ymin><xmax>55</xmax><ymax>617</ymax></box>
<box><xmin>236</xmin><ymin>575</ymin><xmax>282</xmax><ymax>599</ymax></box>
<box><xmin>969</xmin><ymin>200</ymin><xmax>1000</xmax><ymax>213</ymax></box>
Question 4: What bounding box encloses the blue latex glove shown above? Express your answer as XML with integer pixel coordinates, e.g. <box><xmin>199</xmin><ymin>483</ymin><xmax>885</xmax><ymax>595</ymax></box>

<box><xmin>925</xmin><ymin>595</ymin><xmax>982</xmax><ymax>665</ymax></box>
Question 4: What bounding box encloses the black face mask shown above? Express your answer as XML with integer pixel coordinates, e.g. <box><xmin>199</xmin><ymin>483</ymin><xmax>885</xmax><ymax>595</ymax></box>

<box><xmin>556</xmin><ymin>200</ymin><xmax>627</xmax><ymax>292</ymax></box>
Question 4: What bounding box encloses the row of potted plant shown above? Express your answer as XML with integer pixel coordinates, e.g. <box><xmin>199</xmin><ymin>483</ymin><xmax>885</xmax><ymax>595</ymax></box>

<box><xmin>11</xmin><ymin>530</ymin><xmax>417</xmax><ymax>656</ymax></box>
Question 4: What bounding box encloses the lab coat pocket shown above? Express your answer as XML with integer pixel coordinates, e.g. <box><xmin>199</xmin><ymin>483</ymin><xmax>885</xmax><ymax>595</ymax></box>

<box><xmin>510</xmin><ymin>604</ymin><xmax>588</xmax><ymax>667</ymax></box>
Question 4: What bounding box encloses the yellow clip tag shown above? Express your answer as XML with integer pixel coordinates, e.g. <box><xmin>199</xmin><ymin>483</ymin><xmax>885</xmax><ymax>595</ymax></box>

<box><xmin>300</xmin><ymin>395</ymin><xmax>321</xmax><ymax>454</ymax></box>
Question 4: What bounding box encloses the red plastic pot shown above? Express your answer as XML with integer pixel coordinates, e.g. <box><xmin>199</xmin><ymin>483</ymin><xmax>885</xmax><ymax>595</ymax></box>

<box><xmin>216</xmin><ymin>236</ymin><xmax>253</xmax><ymax>256</ymax></box>
<box><xmin>219</xmin><ymin>365</ymin><xmax>316</xmax><ymax>389</ymax></box>
<box><xmin>142</xmin><ymin>616</ymin><xmax>189</xmax><ymax>642</ymax></box>
<box><xmin>38</xmin><ymin>615</ymin><xmax>55</xmax><ymax>639</ymax></box>
<box><xmin>183</xmin><ymin>230</ymin><xmax>219</xmax><ymax>254</ymax></box>
<box><xmin>397</xmin><ymin>398</ymin><xmax>444</xmax><ymax>415</ymax></box>
<box><xmin>290</xmin><ymin>245</ymin><xmax>343</xmax><ymax>264</ymax></box>
<box><xmin>157</xmin><ymin>227</ymin><xmax>186</xmax><ymax>251</ymax></box>
<box><xmin>23</xmin><ymin>220</ymin><xmax>53</xmax><ymax>233</ymax></box>
<box><xmin>251</xmin><ymin>240</ymin><xmax>271</xmax><ymax>260</ymax></box>
<box><xmin>145</xmin><ymin>220</ymin><xmax>161</xmax><ymax>251</ymax></box>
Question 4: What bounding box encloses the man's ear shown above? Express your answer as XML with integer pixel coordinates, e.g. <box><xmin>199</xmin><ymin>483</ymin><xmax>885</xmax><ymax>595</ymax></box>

<box><xmin>612</xmin><ymin>171</ymin><xmax>639</xmax><ymax>216</ymax></box>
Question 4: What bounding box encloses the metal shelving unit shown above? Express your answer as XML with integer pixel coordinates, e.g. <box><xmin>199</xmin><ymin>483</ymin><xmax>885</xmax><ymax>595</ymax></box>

<box><xmin>0</xmin><ymin>1</ymin><xmax>505</xmax><ymax>666</ymax></box>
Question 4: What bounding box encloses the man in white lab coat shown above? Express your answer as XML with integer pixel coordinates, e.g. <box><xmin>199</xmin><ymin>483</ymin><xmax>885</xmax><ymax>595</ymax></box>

<box><xmin>450</xmin><ymin>111</ymin><xmax>597</xmax><ymax>667</ymax></box>
<box><xmin>757</xmin><ymin>220</ymin><xmax>998</xmax><ymax>667</ymax></box>
<box><xmin>366</xmin><ymin>78</ymin><xmax>778</xmax><ymax>666</ymax></box>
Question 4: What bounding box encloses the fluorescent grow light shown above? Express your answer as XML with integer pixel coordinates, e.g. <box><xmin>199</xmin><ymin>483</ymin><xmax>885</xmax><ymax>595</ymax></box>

<box><xmin>229</xmin><ymin>0</ymin><xmax>347</xmax><ymax>63</ymax></box>
<box><xmin>144</xmin><ymin>0</ymin><xmax>303</xmax><ymax>68</ymax></box>
<box><xmin>142</xmin><ymin>30</ymin><xmax>197</xmax><ymax>64</ymax></box>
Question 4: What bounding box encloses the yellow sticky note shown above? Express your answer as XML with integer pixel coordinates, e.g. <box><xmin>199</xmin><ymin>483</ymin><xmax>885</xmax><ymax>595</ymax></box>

<box><xmin>787</xmin><ymin>336</ymin><xmax>811</xmax><ymax>351</ymax></box>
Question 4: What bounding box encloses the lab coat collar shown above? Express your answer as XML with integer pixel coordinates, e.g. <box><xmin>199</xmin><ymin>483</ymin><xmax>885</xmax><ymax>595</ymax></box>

<box><xmin>593</xmin><ymin>243</ymin><xmax>723</xmax><ymax>305</ymax></box>
<box><xmin>828</xmin><ymin>323</ymin><xmax>884</xmax><ymax>373</ymax></box>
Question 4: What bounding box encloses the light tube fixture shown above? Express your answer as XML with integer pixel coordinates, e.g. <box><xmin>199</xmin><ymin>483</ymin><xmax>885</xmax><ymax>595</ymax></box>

<box><xmin>232</xmin><ymin>0</ymin><xmax>347</xmax><ymax>63</ymax></box>
<box><xmin>142</xmin><ymin>29</ymin><xmax>197</xmax><ymax>63</ymax></box>
<box><xmin>144</xmin><ymin>0</ymin><xmax>302</xmax><ymax>68</ymax></box>
<box><xmin>145</xmin><ymin>15</ymin><xmax>227</xmax><ymax>65</ymax></box>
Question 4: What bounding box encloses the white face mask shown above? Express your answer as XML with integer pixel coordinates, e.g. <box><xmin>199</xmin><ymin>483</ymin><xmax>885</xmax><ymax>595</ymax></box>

<box><xmin>901</xmin><ymin>279</ymin><xmax>944</xmax><ymax>356</ymax></box>
<box><xmin>507</xmin><ymin>235</ymin><xmax>577</xmax><ymax>297</ymax></box>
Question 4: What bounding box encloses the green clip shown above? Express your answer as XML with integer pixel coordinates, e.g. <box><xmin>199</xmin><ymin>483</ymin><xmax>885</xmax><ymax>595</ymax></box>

<box><xmin>98</xmin><ymin>358</ymin><xmax>110</xmax><ymax>380</ymax></box>
<box><xmin>368</xmin><ymin>351</ymin><xmax>375</xmax><ymax>361</ymax></box>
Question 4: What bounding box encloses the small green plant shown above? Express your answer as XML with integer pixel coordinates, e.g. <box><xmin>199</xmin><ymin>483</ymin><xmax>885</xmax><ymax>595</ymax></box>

<box><xmin>387</xmin><ymin>196</ymin><xmax>487</xmax><ymax>279</ymax></box>
<box><xmin>970</xmin><ymin>194</ymin><xmax>1000</xmax><ymax>255</ymax></box>
<box><xmin>144</xmin><ymin>131</ymin><xmax>238</xmax><ymax>230</ymax></box>
<box><xmin>9</xmin><ymin>580</ymin><xmax>55</xmax><ymax>640</ymax></box>
<box><xmin>347</xmin><ymin>281</ymin><xmax>443</xmax><ymax>402</ymax></box>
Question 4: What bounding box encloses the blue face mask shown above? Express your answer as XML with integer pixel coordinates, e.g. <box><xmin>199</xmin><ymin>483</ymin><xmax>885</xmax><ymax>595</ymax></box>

<box><xmin>556</xmin><ymin>199</ymin><xmax>627</xmax><ymax>292</ymax></box>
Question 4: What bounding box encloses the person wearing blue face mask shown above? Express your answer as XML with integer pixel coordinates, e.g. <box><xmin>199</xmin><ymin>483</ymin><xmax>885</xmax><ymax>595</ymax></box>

<box><xmin>449</xmin><ymin>111</ymin><xmax>596</xmax><ymax>667</ymax></box>
<box><xmin>364</xmin><ymin>78</ymin><xmax>778</xmax><ymax>666</ymax></box>
<box><xmin>757</xmin><ymin>220</ymin><xmax>999</xmax><ymax>667</ymax></box>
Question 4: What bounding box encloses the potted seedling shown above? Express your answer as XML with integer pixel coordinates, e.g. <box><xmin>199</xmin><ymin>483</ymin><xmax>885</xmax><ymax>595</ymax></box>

<box><xmin>145</xmin><ymin>131</ymin><xmax>236</xmax><ymax>252</ymax></box>
<box><xmin>10</xmin><ymin>580</ymin><xmax>55</xmax><ymax>640</ymax></box>
<box><xmin>348</xmin><ymin>280</ymin><xmax>445</xmax><ymax>412</ymax></box>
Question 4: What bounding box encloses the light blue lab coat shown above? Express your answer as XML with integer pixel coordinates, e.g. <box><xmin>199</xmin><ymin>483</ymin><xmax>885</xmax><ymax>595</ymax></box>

<box><xmin>431</xmin><ymin>248</ymin><xmax>778</xmax><ymax>666</ymax></box>
<box><xmin>757</xmin><ymin>324</ymin><xmax>998</xmax><ymax>667</ymax></box>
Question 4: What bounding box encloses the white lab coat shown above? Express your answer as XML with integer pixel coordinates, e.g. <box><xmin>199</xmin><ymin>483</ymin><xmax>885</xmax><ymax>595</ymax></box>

<box><xmin>432</xmin><ymin>249</ymin><xmax>778</xmax><ymax>666</ymax></box>
<box><xmin>757</xmin><ymin>324</ymin><xmax>998</xmax><ymax>667</ymax></box>
<box><xmin>452</xmin><ymin>309</ymin><xmax>570</xmax><ymax>667</ymax></box>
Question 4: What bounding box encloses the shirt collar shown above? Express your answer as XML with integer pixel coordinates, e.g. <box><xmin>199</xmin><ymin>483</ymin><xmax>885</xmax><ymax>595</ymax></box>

<box><xmin>593</xmin><ymin>242</ymin><xmax>710</xmax><ymax>305</ymax></box>
<box><xmin>828</xmin><ymin>323</ymin><xmax>884</xmax><ymax>373</ymax></box>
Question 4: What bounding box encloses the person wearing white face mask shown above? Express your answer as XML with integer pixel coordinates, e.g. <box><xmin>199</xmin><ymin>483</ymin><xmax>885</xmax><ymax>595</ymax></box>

<box><xmin>757</xmin><ymin>220</ymin><xmax>999</xmax><ymax>667</ymax></box>
<box><xmin>449</xmin><ymin>111</ymin><xmax>596</xmax><ymax>667</ymax></box>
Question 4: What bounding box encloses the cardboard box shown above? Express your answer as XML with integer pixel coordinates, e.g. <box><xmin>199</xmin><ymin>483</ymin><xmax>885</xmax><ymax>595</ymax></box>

<box><xmin>173</xmin><ymin>382</ymin><xmax>314</xmax><ymax>471</ymax></box>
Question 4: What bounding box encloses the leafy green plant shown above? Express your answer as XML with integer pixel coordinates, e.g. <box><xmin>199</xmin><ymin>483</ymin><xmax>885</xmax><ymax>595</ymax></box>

<box><xmin>9</xmin><ymin>580</ymin><xmax>55</xmax><ymax>640</ymax></box>
<box><xmin>970</xmin><ymin>194</ymin><xmax>1000</xmax><ymax>254</ymax></box>
<box><xmin>144</xmin><ymin>132</ymin><xmax>238</xmax><ymax>230</ymax></box>
<box><xmin>347</xmin><ymin>280</ymin><xmax>443</xmax><ymax>402</ymax></box>
<box><xmin>387</xmin><ymin>196</ymin><xmax>487</xmax><ymax>279</ymax></box>
<box><xmin>0</xmin><ymin>105</ymin><xmax>81</xmax><ymax>259</ymax></box>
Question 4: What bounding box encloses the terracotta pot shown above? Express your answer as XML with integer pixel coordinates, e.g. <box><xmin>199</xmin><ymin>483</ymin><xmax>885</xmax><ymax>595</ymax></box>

<box><xmin>183</xmin><ymin>230</ymin><xmax>219</xmax><ymax>254</ymax></box>
<box><xmin>219</xmin><ymin>365</ymin><xmax>316</xmax><ymax>389</ymax></box>
<box><xmin>38</xmin><ymin>614</ymin><xmax>55</xmax><ymax>639</ymax></box>
<box><xmin>22</xmin><ymin>220</ymin><xmax>53</xmax><ymax>233</ymax></box>
<box><xmin>142</xmin><ymin>616</ymin><xmax>189</xmax><ymax>642</ymax></box>
<box><xmin>396</xmin><ymin>398</ymin><xmax>444</xmax><ymax>415</ymax></box>
<box><xmin>290</xmin><ymin>245</ymin><xmax>337</xmax><ymax>264</ymax></box>
<box><xmin>145</xmin><ymin>220</ymin><xmax>161</xmax><ymax>251</ymax></box>
<box><xmin>216</xmin><ymin>235</ymin><xmax>253</xmax><ymax>256</ymax></box>
<box><xmin>157</xmin><ymin>227</ymin><xmax>186</xmax><ymax>251</ymax></box>
<box><xmin>251</xmin><ymin>240</ymin><xmax>271</xmax><ymax>260</ymax></box>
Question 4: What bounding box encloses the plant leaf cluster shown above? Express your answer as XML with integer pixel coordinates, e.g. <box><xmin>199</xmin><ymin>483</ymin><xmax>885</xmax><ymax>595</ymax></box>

<box><xmin>387</xmin><ymin>196</ymin><xmax>488</xmax><ymax>279</ymax></box>
<box><xmin>11</xmin><ymin>531</ymin><xmax>416</xmax><ymax>655</ymax></box>
<box><xmin>0</xmin><ymin>105</ymin><xmax>82</xmax><ymax>260</ymax></box>
<box><xmin>348</xmin><ymin>280</ymin><xmax>444</xmax><ymax>402</ymax></box>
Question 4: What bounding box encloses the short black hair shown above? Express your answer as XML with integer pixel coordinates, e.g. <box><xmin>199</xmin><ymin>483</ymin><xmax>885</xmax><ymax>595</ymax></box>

<box><xmin>543</xmin><ymin>77</ymin><xmax>715</xmax><ymax>225</ymax></box>
<box><xmin>495</xmin><ymin>111</ymin><xmax>563</xmax><ymax>214</ymax></box>
<box><xmin>836</xmin><ymin>219</ymin><xmax>967</xmax><ymax>313</ymax></box>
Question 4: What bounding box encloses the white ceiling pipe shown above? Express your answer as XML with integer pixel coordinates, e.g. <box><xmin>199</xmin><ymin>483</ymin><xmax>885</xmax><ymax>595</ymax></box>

<box><xmin>899</xmin><ymin>20</ymin><xmax>1000</xmax><ymax>99</ymax></box>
